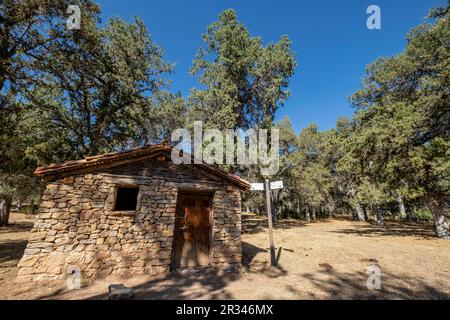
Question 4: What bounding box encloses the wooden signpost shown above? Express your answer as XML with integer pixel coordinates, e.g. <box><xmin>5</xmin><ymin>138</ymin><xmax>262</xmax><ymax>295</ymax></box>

<box><xmin>250</xmin><ymin>179</ymin><xmax>284</xmax><ymax>266</ymax></box>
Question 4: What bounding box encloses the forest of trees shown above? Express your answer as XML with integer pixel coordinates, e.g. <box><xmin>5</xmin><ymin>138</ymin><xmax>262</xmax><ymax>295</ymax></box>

<box><xmin>0</xmin><ymin>1</ymin><xmax>448</xmax><ymax>238</ymax></box>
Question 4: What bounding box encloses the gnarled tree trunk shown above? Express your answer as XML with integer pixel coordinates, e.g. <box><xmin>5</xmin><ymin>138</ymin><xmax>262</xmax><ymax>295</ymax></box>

<box><xmin>375</xmin><ymin>206</ymin><xmax>383</xmax><ymax>225</ymax></box>
<box><xmin>406</xmin><ymin>204</ymin><xmax>413</xmax><ymax>221</ymax></box>
<box><xmin>425</xmin><ymin>193</ymin><xmax>450</xmax><ymax>239</ymax></box>
<box><xmin>305</xmin><ymin>208</ymin><xmax>311</xmax><ymax>223</ymax></box>
<box><xmin>363</xmin><ymin>205</ymin><xmax>369</xmax><ymax>220</ymax></box>
<box><xmin>397</xmin><ymin>194</ymin><xmax>407</xmax><ymax>220</ymax></box>
<box><xmin>326</xmin><ymin>201</ymin><xmax>335</xmax><ymax>217</ymax></box>
<box><xmin>354</xmin><ymin>203</ymin><xmax>365</xmax><ymax>222</ymax></box>
<box><xmin>311</xmin><ymin>208</ymin><xmax>316</xmax><ymax>221</ymax></box>
<box><xmin>0</xmin><ymin>195</ymin><xmax>13</xmax><ymax>226</ymax></box>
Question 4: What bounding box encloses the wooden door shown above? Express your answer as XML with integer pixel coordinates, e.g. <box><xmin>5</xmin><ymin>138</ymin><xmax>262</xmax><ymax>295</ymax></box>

<box><xmin>171</xmin><ymin>192</ymin><xmax>212</xmax><ymax>269</ymax></box>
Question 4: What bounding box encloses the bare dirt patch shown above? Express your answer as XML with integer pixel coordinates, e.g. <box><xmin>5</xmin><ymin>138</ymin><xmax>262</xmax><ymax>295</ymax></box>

<box><xmin>0</xmin><ymin>213</ymin><xmax>449</xmax><ymax>299</ymax></box>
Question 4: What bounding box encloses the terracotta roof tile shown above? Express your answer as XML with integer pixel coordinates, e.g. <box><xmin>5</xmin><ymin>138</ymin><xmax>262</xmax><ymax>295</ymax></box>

<box><xmin>35</xmin><ymin>143</ymin><xmax>250</xmax><ymax>190</ymax></box>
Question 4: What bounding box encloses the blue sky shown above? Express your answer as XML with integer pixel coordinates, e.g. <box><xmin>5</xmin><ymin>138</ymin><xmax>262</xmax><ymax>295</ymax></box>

<box><xmin>96</xmin><ymin>0</ymin><xmax>445</xmax><ymax>134</ymax></box>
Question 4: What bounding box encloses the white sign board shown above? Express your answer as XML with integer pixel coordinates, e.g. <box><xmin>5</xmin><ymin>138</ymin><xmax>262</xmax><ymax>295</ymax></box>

<box><xmin>270</xmin><ymin>180</ymin><xmax>283</xmax><ymax>190</ymax></box>
<box><xmin>250</xmin><ymin>183</ymin><xmax>264</xmax><ymax>191</ymax></box>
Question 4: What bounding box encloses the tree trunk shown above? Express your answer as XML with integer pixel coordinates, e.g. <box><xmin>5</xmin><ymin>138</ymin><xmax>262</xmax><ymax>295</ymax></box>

<box><xmin>354</xmin><ymin>203</ymin><xmax>365</xmax><ymax>222</ymax></box>
<box><xmin>405</xmin><ymin>204</ymin><xmax>413</xmax><ymax>221</ymax></box>
<box><xmin>425</xmin><ymin>193</ymin><xmax>450</xmax><ymax>239</ymax></box>
<box><xmin>397</xmin><ymin>194</ymin><xmax>407</xmax><ymax>221</ymax></box>
<box><xmin>375</xmin><ymin>206</ymin><xmax>383</xmax><ymax>225</ymax></box>
<box><xmin>327</xmin><ymin>202</ymin><xmax>335</xmax><ymax>217</ymax></box>
<box><xmin>0</xmin><ymin>195</ymin><xmax>13</xmax><ymax>226</ymax></box>
<box><xmin>305</xmin><ymin>209</ymin><xmax>311</xmax><ymax>223</ymax></box>
<box><xmin>363</xmin><ymin>205</ymin><xmax>369</xmax><ymax>221</ymax></box>
<box><xmin>311</xmin><ymin>208</ymin><xmax>316</xmax><ymax>221</ymax></box>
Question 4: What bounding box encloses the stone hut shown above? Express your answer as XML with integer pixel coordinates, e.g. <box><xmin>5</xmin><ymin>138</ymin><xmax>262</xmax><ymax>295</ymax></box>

<box><xmin>17</xmin><ymin>142</ymin><xmax>250</xmax><ymax>282</ymax></box>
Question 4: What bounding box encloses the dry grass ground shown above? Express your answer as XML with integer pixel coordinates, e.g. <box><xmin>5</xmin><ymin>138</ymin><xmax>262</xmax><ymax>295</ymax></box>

<box><xmin>0</xmin><ymin>213</ymin><xmax>449</xmax><ymax>300</ymax></box>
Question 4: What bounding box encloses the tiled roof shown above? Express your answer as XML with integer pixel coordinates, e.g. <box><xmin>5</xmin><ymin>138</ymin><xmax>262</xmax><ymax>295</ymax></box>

<box><xmin>35</xmin><ymin>142</ymin><xmax>250</xmax><ymax>190</ymax></box>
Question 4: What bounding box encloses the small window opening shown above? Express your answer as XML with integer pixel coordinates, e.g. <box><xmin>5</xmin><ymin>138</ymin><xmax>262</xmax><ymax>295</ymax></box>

<box><xmin>114</xmin><ymin>187</ymin><xmax>139</xmax><ymax>211</ymax></box>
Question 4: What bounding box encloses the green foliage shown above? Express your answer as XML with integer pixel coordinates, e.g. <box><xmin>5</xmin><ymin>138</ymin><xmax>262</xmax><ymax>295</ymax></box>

<box><xmin>280</xmin><ymin>208</ymin><xmax>302</xmax><ymax>219</ymax></box>
<box><xmin>27</xmin><ymin>16</ymin><xmax>173</xmax><ymax>157</ymax></box>
<box><xmin>0</xmin><ymin>1</ymin><xmax>175</xmax><ymax>211</ymax></box>
<box><xmin>348</xmin><ymin>5</ymin><xmax>449</xmax><ymax>228</ymax></box>
<box><xmin>266</xmin><ymin>4</ymin><xmax>449</xmax><ymax>232</ymax></box>
<box><xmin>0</xmin><ymin>0</ymin><xmax>101</xmax><ymax>206</ymax></box>
<box><xmin>330</xmin><ymin>3</ymin><xmax>450</xmax><ymax>236</ymax></box>
<box><xmin>411</xmin><ymin>208</ymin><xmax>433</xmax><ymax>222</ymax></box>
<box><xmin>189</xmin><ymin>9</ymin><xmax>296</xmax><ymax>130</ymax></box>
<box><xmin>355</xmin><ymin>178</ymin><xmax>392</xmax><ymax>208</ymax></box>
<box><xmin>285</xmin><ymin>123</ymin><xmax>333</xmax><ymax>215</ymax></box>
<box><xmin>0</xmin><ymin>1</ymin><xmax>99</xmax><ymax>92</ymax></box>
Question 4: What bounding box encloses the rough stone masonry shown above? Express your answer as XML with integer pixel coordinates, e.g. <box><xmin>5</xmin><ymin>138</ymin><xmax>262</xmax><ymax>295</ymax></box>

<box><xmin>16</xmin><ymin>146</ymin><xmax>248</xmax><ymax>282</ymax></box>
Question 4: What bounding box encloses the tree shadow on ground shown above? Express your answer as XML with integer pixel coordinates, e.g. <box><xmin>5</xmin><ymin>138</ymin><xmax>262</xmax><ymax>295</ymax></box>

<box><xmin>0</xmin><ymin>222</ymin><xmax>34</xmax><ymax>235</ymax></box>
<box><xmin>35</xmin><ymin>287</ymin><xmax>67</xmax><ymax>300</ymax></box>
<box><xmin>77</xmin><ymin>241</ymin><xmax>288</xmax><ymax>300</ymax></box>
<box><xmin>0</xmin><ymin>240</ymin><xmax>28</xmax><ymax>265</ymax></box>
<box><xmin>330</xmin><ymin>221</ymin><xmax>436</xmax><ymax>239</ymax></box>
<box><xmin>290</xmin><ymin>267</ymin><xmax>449</xmax><ymax>300</ymax></box>
<box><xmin>242</xmin><ymin>214</ymin><xmax>306</xmax><ymax>235</ymax></box>
<box><xmin>82</xmin><ymin>269</ymin><xmax>240</xmax><ymax>300</ymax></box>
<box><xmin>42</xmin><ymin>240</ymin><xmax>287</xmax><ymax>300</ymax></box>
<box><xmin>245</xmin><ymin>260</ymin><xmax>288</xmax><ymax>279</ymax></box>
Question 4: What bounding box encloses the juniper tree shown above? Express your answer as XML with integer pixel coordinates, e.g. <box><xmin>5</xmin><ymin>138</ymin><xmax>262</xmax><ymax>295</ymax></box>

<box><xmin>350</xmin><ymin>3</ymin><xmax>450</xmax><ymax>237</ymax></box>
<box><xmin>0</xmin><ymin>3</ymin><xmax>173</xmax><ymax>225</ymax></box>
<box><xmin>189</xmin><ymin>9</ymin><xmax>296</xmax><ymax>131</ymax></box>
<box><xmin>27</xmin><ymin>16</ymin><xmax>173</xmax><ymax>157</ymax></box>
<box><xmin>0</xmin><ymin>0</ymin><xmax>100</xmax><ymax>225</ymax></box>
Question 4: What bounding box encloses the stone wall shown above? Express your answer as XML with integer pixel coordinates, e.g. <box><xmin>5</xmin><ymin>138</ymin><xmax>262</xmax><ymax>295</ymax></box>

<box><xmin>17</xmin><ymin>159</ymin><xmax>242</xmax><ymax>282</ymax></box>
<box><xmin>211</xmin><ymin>190</ymin><xmax>242</xmax><ymax>268</ymax></box>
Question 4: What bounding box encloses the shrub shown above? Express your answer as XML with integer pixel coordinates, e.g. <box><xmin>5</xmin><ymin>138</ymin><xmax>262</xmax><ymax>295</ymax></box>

<box><xmin>411</xmin><ymin>208</ymin><xmax>433</xmax><ymax>222</ymax></box>
<box><xmin>280</xmin><ymin>208</ymin><xmax>302</xmax><ymax>219</ymax></box>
